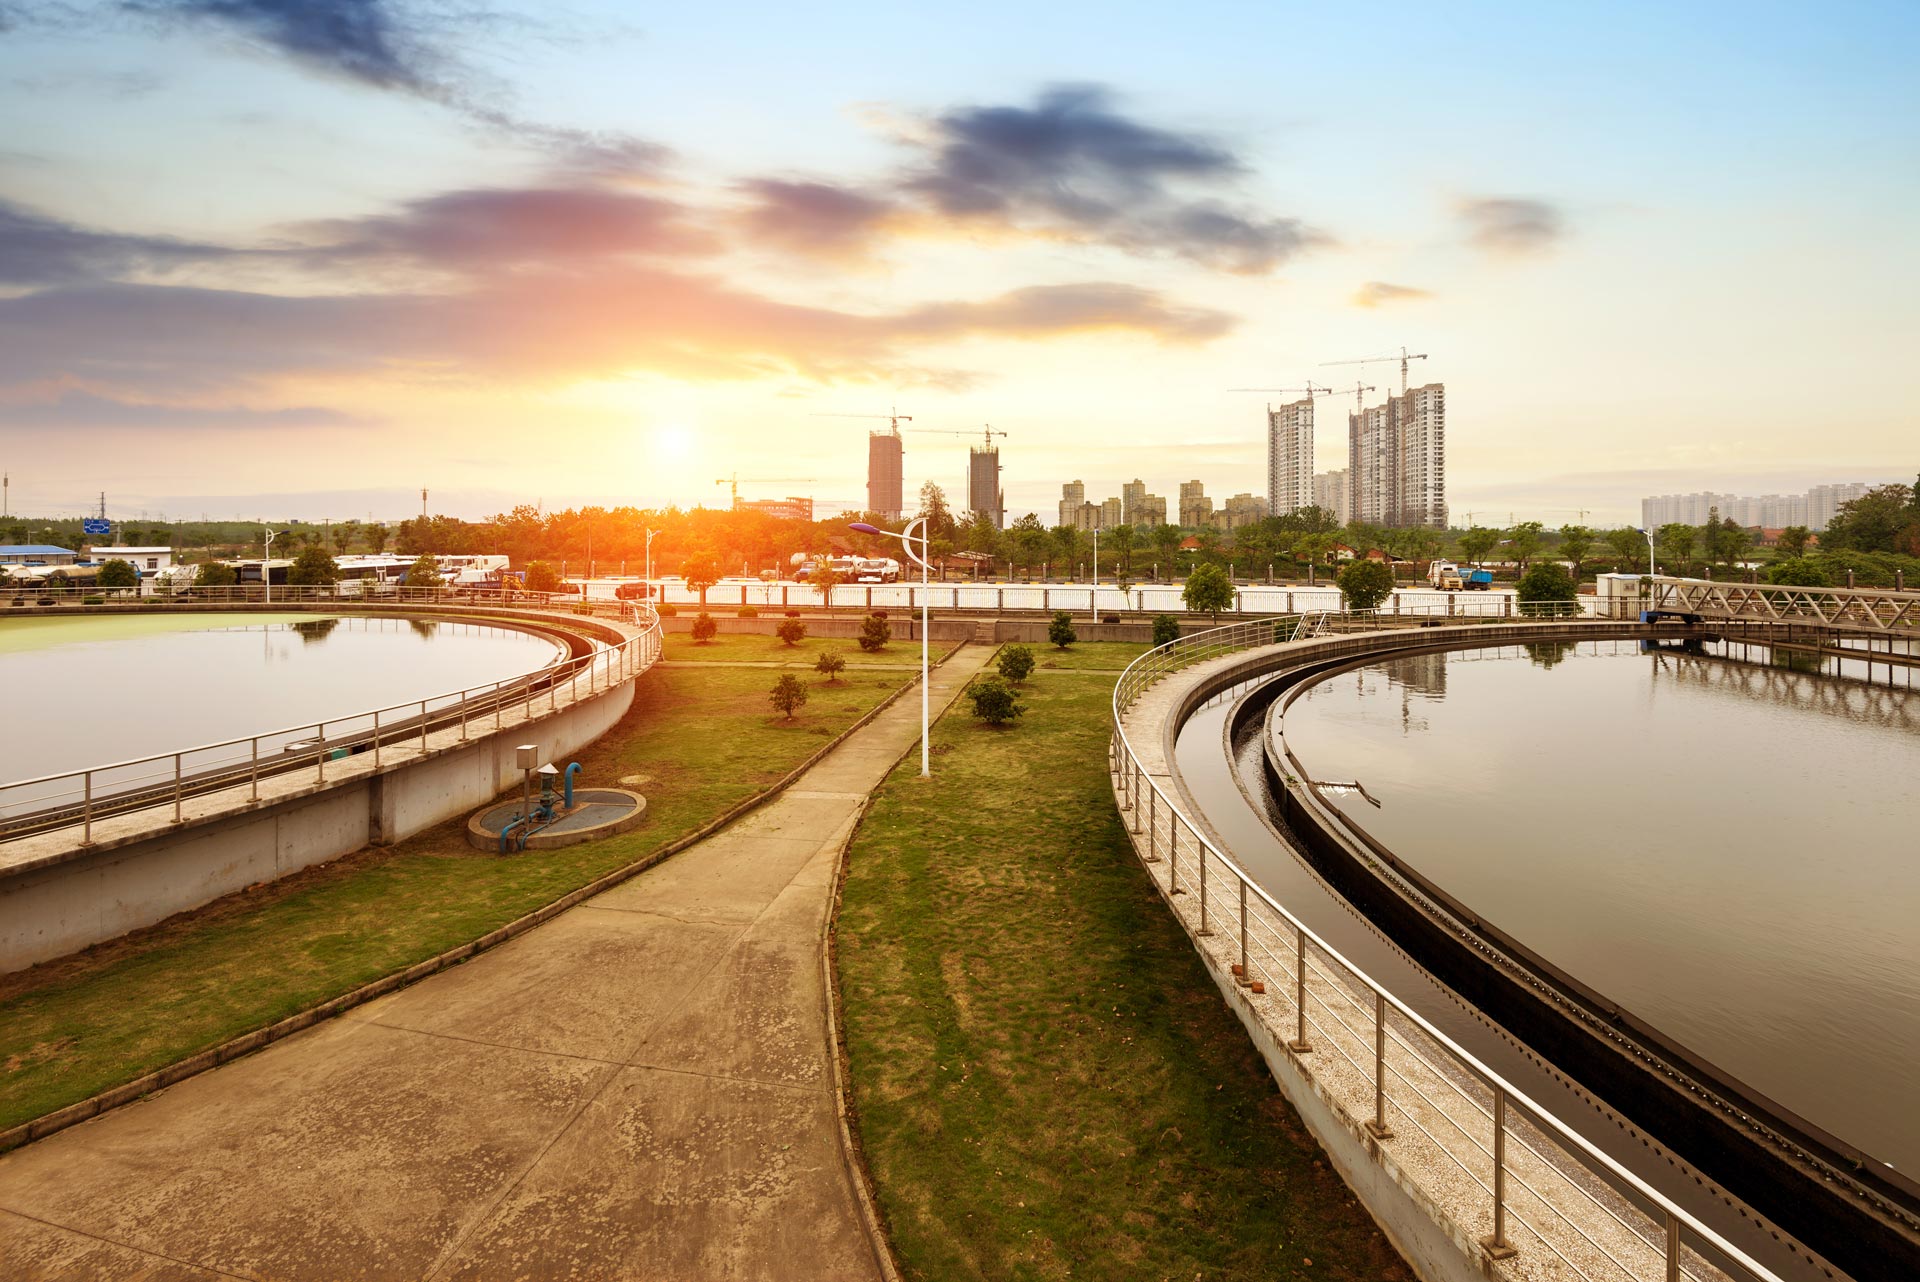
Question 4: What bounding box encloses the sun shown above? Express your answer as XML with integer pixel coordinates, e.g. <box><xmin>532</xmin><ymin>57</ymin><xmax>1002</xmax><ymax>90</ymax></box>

<box><xmin>653</xmin><ymin>423</ymin><xmax>696</xmax><ymax>461</ymax></box>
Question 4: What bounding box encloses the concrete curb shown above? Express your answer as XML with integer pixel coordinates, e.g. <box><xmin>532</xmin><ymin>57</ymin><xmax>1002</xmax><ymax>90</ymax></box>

<box><xmin>0</xmin><ymin>641</ymin><xmax>971</xmax><ymax>1158</ymax></box>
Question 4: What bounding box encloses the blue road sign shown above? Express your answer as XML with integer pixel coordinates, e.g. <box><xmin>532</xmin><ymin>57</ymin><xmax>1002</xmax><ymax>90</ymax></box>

<box><xmin>82</xmin><ymin>518</ymin><xmax>111</xmax><ymax>535</ymax></box>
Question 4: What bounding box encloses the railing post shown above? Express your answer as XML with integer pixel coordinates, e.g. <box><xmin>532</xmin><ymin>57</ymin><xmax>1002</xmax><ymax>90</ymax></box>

<box><xmin>1168</xmin><ymin>821</ymin><xmax>1180</xmax><ymax>894</ymax></box>
<box><xmin>1147</xmin><ymin>785</ymin><xmax>1156</xmax><ymax>858</ymax></box>
<box><xmin>1482</xmin><ymin>1088</ymin><xmax>1517</xmax><ymax>1260</ymax></box>
<box><xmin>82</xmin><ymin>771</ymin><xmax>93</xmax><ymax>844</ymax></box>
<box><xmin>1289</xmin><ymin>924</ymin><xmax>1311</xmax><ymax>1052</ymax></box>
<box><xmin>421</xmin><ymin>699</ymin><xmax>429</xmax><ymax>752</ymax></box>
<box><xmin>172</xmin><ymin>753</ymin><xmax>183</xmax><ymax>823</ymax></box>
<box><xmin>1236</xmin><ymin>880</ymin><xmax>1250</xmax><ymax>986</ymax></box>
<box><xmin>251</xmin><ymin>737</ymin><xmax>260</xmax><ymax>801</ymax></box>
<box><xmin>316</xmin><ymin>724</ymin><xmax>326</xmax><ymax>782</ymax></box>
<box><xmin>495</xmin><ymin>680</ymin><xmax>503</xmax><ymax>732</ymax></box>
<box><xmin>1367</xmin><ymin>990</ymin><xmax>1393</xmax><ymax>1140</ymax></box>
<box><xmin>1664</xmin><ymin>1212</ymin><xmax>1680</xmax><ymax>1282</ymax></box>
<box><xmin>1197</xmin><ymin>844</ymin><xmax>1210</xmax><ymax>934</ymax></box>
<box><xmin>1129</xmin><ymin>763</ymin><xmax>1142</xmax><ymax>832</ymax></box>
<box><xmin>373</xmin><ymin>710</ymin><xmax>381</xmax><ymax>767</ymax></box>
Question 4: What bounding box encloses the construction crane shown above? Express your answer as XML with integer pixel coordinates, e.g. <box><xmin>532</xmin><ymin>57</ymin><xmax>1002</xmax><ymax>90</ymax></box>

<box><xmin>906</xmin><ymin>425</ymin><xmax>1007</xmax><ymax>447</ymax></box>
<box><xmin>1334</xmin><ymin>381</ymin><xmax>1378</xmax><ymax>417</ymax></box>
<box><xmin>1226</xmin><ymin>383</ymin><xmax>1333</xmax><ymax>402</ymax></box>
<box><xmin>714</xmin><ymin>475</ymin><xmax>817</xmax><ymax>508</ymax></box>
<box><xmin>813</xmin><ymin>409</ymin><xmax>912</xmax><ymax>434</ymax></box>
<box><xmin>1323</xmin><ymin>346</ymin><xmax>1430</xmax><ymax>395</ymax></box>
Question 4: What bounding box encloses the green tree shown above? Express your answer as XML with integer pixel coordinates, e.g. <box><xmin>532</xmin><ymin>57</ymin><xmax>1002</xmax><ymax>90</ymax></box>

<box><xmin>918</xmin><ymin>481</ymin><xmax>958</xmax><ymax>541</ymax></box>
<box><xmin>768</xmin><ymin>673</ymin><xmax>809</xmax><ymax>720</ymax></box>
<box><xmin>1398</xmin><ymin>526</ymin><xmax>1444</xmax><ymax>565</ymax></box>
<box><xmin>809</xmin><ymin>555</ymin><xmax>845</xmax><ymax>615</ymax></box>
<box><xmin>996</xmin><ymin>643</ymin><xmax>1035</xmax><ymax>683</ymax></box>
<box><xmin>331</xmin><ymin>522</ymin><xmax>356</xmax><ymax>555</ymax></box>
<box><xmin>1505</xmin><ymin>521</ymin><xmax>1545</xmax><ymax>570</ymax></box>
<box><xmin>524</xmin><ymin>561</ymin><xmax>560</xmax><ymax>593</ymax></box>
<box><xmin>1604</xmin><ymin>527</ymin><xmax>1646</xmax><ymax>570</ymax></box>
<box><xmin>683</xmin><ymin>550</ymin><xmax>722</xmax><ymax>605</ymax></box>
<box><xmin>1008</xmin><ymin>513</ymin><xmax>1050</xmax><ymax>574</ymax></box>
<box><xmin>1151</xmin><ymin>613</ymin><xmax>1180</xmax><ymax>647</ymax></box>
<box><xmin>289</xmin><ymin>546</ymin><xmax>340</xmax><ymax>586</ymax></box>
<box><xmin>1149</xmin><ymin>523</ymin><xmax>1182</xmax><ymax>576</ymax></box>
<box><xmin>364</xmin><ymin>524</ymin><xmax>390</xmax><ymax>554</ymax></box>
<box><xmin>1336</xmin><ymin>559</ymin><xmax>1396</xmax><ymax>612</ymax></box>
<box><xmin>691</xmin><ymin>612</ymin><xmax>718</xmax><ymax>643</ymax></box>
<box><xmin>1820</xmin><ymin>483</ymin><xmax>1914</xmax><ymax>553</ymax></box>
<box><xmin>1109</xmin><ymin>524</ymin><xmax>1136</xmax><ymax>577</ymax></box>
<box><xmin>1515</xmin><ymin>562</ymin><xmax>1579</xmax><ymax>615</ymax></box>
<box><xmin>1457</xmin><ymin>526</ymin><xmax>1501</xmax><ymax>566</ymax></box>
<box><xmin>1765</xmin><ymin>557</ymin><xmax>1832</xmax><ymax>587</ymax></box>
<box><xmin>1655</xmin><ymin>523</ymin><xmax>1697</xmax><ymax>570</ymax></box>
<box><xmin>964</xmin><ymin>676</ymin><xmax>1024</xmax><ymax>726</ymax></box>
<box><xmin>1047</xmin><ymin>610</ymin><xmax>1077</xmax><ymax>649</ymax></box>
<box><xmin>1775</xmin><ymin>526</ymin><xmax>1811</xmax><ymax>559</ymax></box>
<box><xmin>1182</xmin><ymin>561</ymin><xmax>1234</xmax><ymax>618</ymax></box>
<box><xmin>775</xmin><ymin>618</ymin><xmax>807</xmax><ymax>646</ymax></box>
<box><xmin>857</xmin><ymin>613</ymin><xmax>891</xmax><ymax>652</ymax></box>
<box><xmin>1557</xmin><ymin>524</ymin><xmax>1594</xmax><ymax>581</ymax></box>
<box><xmin>1703</xmin><ymin>513</ymin><xmax>1750</xmax><ymax>567</ymax></box>
<box><xmin>1292</xmin><ymin>532</ymin><xmax>1337</xmax><ymax>582</ymax></box>
<box><xmin>196</xmin><ymin>560</ymin><xmax>237</xmax><ymax>587</ymax></box>
<box><xmin>403</xmin><ymin>553</ymin><xmax>441</xmax><ymax>587</ymax></box>
<box><xmin>95</xmin><ymin>559</ymin><xmax>139</xmax><ymax>589</ymax></box>
<box><xmin>815</xmin><ymin>649</ymin><xmax>847</xmax><ymax>682</ymax></box>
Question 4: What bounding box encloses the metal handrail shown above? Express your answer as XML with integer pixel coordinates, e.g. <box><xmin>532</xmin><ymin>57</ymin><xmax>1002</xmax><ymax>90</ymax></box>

<box><xmin>0</xmin><ymin>599</ymin><xmax>662</xmax><ymax>840</ymax></box>
<box><xmin>1109</xmin><ymin>612</ymin><xmax>1785</xmax><ymax>1282</ymax></box>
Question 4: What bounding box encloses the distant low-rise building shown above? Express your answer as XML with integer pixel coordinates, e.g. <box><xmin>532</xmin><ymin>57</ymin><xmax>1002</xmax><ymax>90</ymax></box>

<box><xmin>0</xmin><ymin>544</ymin><xmax>77</xmax><ymax>568</ymax></box>
<box><xmin>86</xmin><ymin>545</ymin><xmax>176</xmax><ymax>574</ymax></box>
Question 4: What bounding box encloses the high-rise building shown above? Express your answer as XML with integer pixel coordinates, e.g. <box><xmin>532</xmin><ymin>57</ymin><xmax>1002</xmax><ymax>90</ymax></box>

<box><xmin>1312</xmin><ymin>469</ymin><xmax>1349</xmax><ymax>525</ymax></box>
<box><xmin>738</xmin><ymin>496</ymin><xmax>814</xmax><ymax>521</ymax></box>
<box><xmin>1217</xmin><ymin>493</ymin><xmax>1268</xmax><ymax>531</ymax></box>
<box><xmin>1059</xmin><ymin>480</ymin><xmax>1085</xmax><ymax>530</ymax></box>
<box><xmin>1178</xmin><ymin>480</ymin><xmax>1212</xmax><ymax>528</ymax></box>
<box><xmin>1641</xmin><ymin>482</ymin><xmax>1872</xmax><ymax>532</ymax></box>
<box><xmin>1099</xmin><ymin>496</ymin><xmax>1122</xmax><ymax>528</ymax></box>
<box><xmin>1348</xmin><ymin>383</ymin><xmax>1446</xmax><ymax>528</ymax></box>
<box><xmin>1266</xmin><ymin>399</ymin><xmax>1315</xmax><ymax>515</ymax></box>
<box><xmin>1133</xmin><ymin>494</ymin><xmax>1167</xmax><ymax>527</ymax></box>
<box><xmin>968</xmin><ymin>447</ymin><xmax>1003</xmax><ymax>529</ymax></box>
<box><xmin>1121</xmin><ymin>478</ymin><xmax>1147</xmax><ymax>524</ymax></box>
<box><xmin>866</xmin><ymin>430</ymin><xmax>904</xmax><ymax>520</ymax></box>
<box><xmin>1074</xmin><ymin>501</ymin><xmax>1103</xmax><ymax>531</ymax></box>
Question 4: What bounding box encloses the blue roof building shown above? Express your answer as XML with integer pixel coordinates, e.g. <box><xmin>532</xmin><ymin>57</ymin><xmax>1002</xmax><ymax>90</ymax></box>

<box><xmin>0</xmin><ymin>544</ymin><xmax>79</xmax><ymax>566</ymax></box>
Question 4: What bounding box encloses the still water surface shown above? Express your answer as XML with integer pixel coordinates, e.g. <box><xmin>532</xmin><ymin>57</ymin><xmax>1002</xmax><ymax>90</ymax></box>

<box><xmin>0</xmin><ymin>614</ymin><xmax>562</xmax><ymax>789</ymax></box>
<box><xmin>1278</xmin><ymin>639</ymin><xmax>1920</xmax><ymax>1175</ymax></box>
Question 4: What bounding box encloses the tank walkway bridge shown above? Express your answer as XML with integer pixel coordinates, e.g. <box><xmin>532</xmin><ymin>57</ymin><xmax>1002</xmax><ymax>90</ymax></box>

<box><xmin>1649</xmin><ymin>577</ymin><xmax>1920</xmax><ymax>633</ymax></box>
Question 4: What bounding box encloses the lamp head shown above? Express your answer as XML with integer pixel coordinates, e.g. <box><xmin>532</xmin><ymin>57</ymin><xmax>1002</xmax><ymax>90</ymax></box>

<box><xmin>848</xmin><ymin>522</ymin><xmax>881</xmax><ymax>535</ymax></box>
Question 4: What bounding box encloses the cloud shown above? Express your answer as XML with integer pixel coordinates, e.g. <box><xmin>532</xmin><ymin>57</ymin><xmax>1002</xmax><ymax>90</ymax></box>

<box><xmin>0</xmin><ymin>271</ymin><xmax>1237</xmax><ymax>395</ymax></box>
<box><xmin>124</xmin><ymin>0</ymin><xmax>438</xmax><ymax>92</ymax></box>
<box><xmin>0</xmin><ymin>198</ymin><xmax>232</xmax><ymax>285</ymax></box>
<box><xmin>736</xmin><ymin>180</ymin><xmax>895</xmax><ymax>258</ymax></box>
<box><xmin>1351</xmin><ymin>280</ymin><xmax>1434</xmax><ymax>309</ymax></box>
<box><xmin>0</xmin><ymin>390</ymin><xmax>369</xmax><ymax>429</ymax></box>
<box><xmin>1458</xmin><ymin>197</ymin><xmax>1565</xmax><ymax>255</ymax></box>
<box><xmin>897</xmin><ymin>85</ymin><xmax>1319</xmax><ymax>273</ymax></box>
<box><xmin>292</xmin><ymin>186</ymin><xmax>718</xmax><ymax>269</ymax></box>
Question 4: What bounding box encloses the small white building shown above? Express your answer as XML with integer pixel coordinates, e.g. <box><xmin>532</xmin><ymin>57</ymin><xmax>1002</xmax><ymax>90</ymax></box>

<box><xmin>87</xmin><ymin>545</ymin><xmax>176</xmax><ymax>575</ymax></box>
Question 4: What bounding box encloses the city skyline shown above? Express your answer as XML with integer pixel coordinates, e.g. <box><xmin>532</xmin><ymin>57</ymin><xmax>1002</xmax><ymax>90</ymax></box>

<box><xmin>1</xmin><ymin>2</ymin><xmax>1914</xmax><ymax>526</ymax></box>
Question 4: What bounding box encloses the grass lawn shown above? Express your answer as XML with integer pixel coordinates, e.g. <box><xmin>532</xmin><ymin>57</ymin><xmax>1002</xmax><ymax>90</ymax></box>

<box><xmin>0</xmin><ymin>661</ymin><xmax>915</xmax><ymax>1133</ymax></box>
<box><xmin>837</xmin><ymin>644</ymin><xmax>1411</xmax><ymax>1282</ymax></box>
<box><xmin>1026</xmin><ymin>639</ymin><xmax>1157</xmax><ymax>671</ymax></box>
<box><xmin>663</xmin><ymin>631</ymin><xmax>951</xmax><ymax>666</ymax></box>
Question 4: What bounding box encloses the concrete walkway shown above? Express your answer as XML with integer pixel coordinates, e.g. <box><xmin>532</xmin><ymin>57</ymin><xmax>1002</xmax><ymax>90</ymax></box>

<box><xmin>0</xmin><ymin>644</ymin><xmax>996</xmax><ymax>1281</ymax></box>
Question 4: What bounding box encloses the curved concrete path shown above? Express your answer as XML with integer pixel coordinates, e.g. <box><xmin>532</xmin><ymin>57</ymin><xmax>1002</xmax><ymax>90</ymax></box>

<box><xmin>0</xmin><ymin>644</ymin><xmax>995</xmax><ymax>1281</ymax></box>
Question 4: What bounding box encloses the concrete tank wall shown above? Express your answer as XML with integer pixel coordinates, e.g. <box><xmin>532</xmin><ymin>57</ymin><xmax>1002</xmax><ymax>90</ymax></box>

<box><xmin>0</xmin><ymin>679</ymin><xmax>634</xmax><ymax>973</ymax></box>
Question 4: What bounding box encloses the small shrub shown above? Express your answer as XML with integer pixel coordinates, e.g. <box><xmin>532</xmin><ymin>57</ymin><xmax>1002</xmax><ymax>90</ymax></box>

<box><xmin>965</xmin><ymin>676</ymin><xmax>1024</xmax><ymax>726</ymax></box>
<box><xmin>871</xmin><ymin>609</ymin><xmax>888</xmax><ymax>620</ymax></box>
<box><xmin>816</xmin><ymin>649</ymin><xmax>847</xmax><ymax>681</ymax></box>
<box><xmin>82</xmin><ymin>595</ymin><xmax>105</xmax><ymax>605</ymax></box>
<box><xmin>1047</xmin><ymin>610</ymin><xmax>1077</xmax><ymax>649</ymax></box>
<box><xmin>690</xmin><ymin>612</ymin><xmax>718</xmax><ymax>643</ymax></box>
<box><xmin>737</xmin><ymin>605</ymin><xmax>759</xmax><ymax>617</ymax></box>
<box><xmin>1152</xmin><ymin>614</ymin><xmax>1180</xmax><ymax>647</ymax></box>
<box><xmin>1336</xmin><ymin>559</ymin><xmax>1396</xmax><ymax>612</ymax></box>
<box><xmin>784</xmin><ymin>610</ymin><xmax>801</xmax><ymax>618</ymax></box>
<box><xmin>657</xmin><ymin>603</ymin><xmax>678</xmax><ymax>617</ymax></box>
<box><xmin>997</xmin><ymin>643</ymin><xmax>1035</xmax><ymax>683</ymax></box>
<box><xmin>1100</xmin><ymin>612</ymin><xmax>1120</xmax><ymax>623</ymax></box>
<box><xmin>857</xmin><ymin>613</ymin><xmax>891</xmax><ymax>652</ymax></box>
<box><xmin>776</xmin><ymin>618</ymin><xmax>807</xmax><ymax>646</ymax></box>
<box><xmin>769</xmin><ymin>673</ymin><xmax>809</xmax><ymax>719</ymax></box>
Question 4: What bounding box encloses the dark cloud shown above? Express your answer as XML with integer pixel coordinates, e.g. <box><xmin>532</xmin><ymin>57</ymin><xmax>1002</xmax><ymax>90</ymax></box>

<box><xmin>294</xmin><ymin>186</ymin><xmax>717</xmax><ymax>268</ymax></box>
<box><xmin>900</xmin><ymin>85</ymin><xmax>1316</xmax><ymax>273</ymax></box>
<box><xmin>1351</xmin><ymin>281</ymin><xmax>1434</xmax><ymax>309</ymax></box>
<box><xmin>737</xmin><ymin>180</ymin><xmax>894</xmax><ymax>258</ymax></box>
<box><xmin>1458</xmin><ymin>197</ymin><xmax>1565</xmax><ymax>255</ymax></box>
<box><xmin>0</xmin><ymin>390</ymin><xmax>368</xmax><ymax>429</ymax></box>
<box><xmin>0</xmin><ymin>198</ymin><xmax>232</xmax><ymax>285</ymax></box>
<box><xmin>0</xmin><ymin>271</ymin><xmax>1237</xmax><ymax>394</ymax></box>
<box><xmin>123</xmin><ymin>0</ymin><xmax>437</xmax><ymax>92</ymax></box>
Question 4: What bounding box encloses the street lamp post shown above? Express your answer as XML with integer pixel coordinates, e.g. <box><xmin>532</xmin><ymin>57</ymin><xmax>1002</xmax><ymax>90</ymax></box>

<box><xmin>850</xmin><ymin>519</ymin><xmax>931</xmax><ymax>778</ymax></box>
<box><xmin>263</xmin><ymin>527</ymin><xmax>284</xmax><ymax>604</ymax></box>
<box><xmin>643</xmin><ymin>528</ymin><xmax>658</xmax><ymax>606</ymax></box>
<box><xmin>1636</xmin><ymin>527</ymin><xmax>1656</xmax><ymax>616</ymax></box>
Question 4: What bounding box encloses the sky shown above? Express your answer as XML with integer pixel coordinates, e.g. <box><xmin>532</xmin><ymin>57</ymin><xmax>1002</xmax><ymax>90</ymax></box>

<box><xmin>0</xmin><ymin>0</ymin><xmax>1915</xmax><ymax>527</ymax></box>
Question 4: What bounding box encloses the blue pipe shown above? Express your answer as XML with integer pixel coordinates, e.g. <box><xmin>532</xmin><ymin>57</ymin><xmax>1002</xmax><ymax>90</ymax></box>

<box><xmin>564</xmin><ymin>762</ymin><xmax>582</xmax><ymax>808</ymax></box>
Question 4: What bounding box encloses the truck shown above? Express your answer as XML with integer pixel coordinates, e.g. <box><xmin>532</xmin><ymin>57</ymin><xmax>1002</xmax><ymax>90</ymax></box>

<box><xmin>1428</xmin><ymin>561</ymin><xmax>1494</xmax><ymax>591</ymax></box>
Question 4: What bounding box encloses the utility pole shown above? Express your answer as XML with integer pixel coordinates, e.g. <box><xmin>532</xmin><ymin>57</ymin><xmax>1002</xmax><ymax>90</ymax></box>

<box><xmin>421</xmin><ymin>488</ymin><xmax>428</xmax><ymax>521</ymax></box>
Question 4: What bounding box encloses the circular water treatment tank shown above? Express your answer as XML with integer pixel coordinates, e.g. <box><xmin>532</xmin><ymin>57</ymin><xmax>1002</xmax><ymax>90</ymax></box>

<box><xmin>467</xmin><ymin>787</ymin><xmax>647</xmax><ymax>852</ymax></box>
